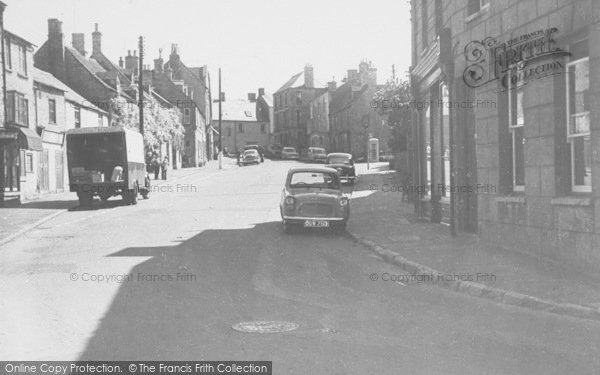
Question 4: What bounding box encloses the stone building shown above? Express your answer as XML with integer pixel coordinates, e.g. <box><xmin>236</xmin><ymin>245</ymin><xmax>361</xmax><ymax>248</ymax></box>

<box><xmin>212</xmin><ymin>96</ymin><xmax>269</xmax><ymax>155</ymax></box>
<box><xmin>273</xmin><ymin>65</ymin><xmax>324</xmax><ymax>149</ymax></box>
<box><xmin>410</xmin><ymin>0</ymin><xmax>600</xmax><ymax>267</ymax></box>
<box><xmin>307</xmin><ymin>85</ymin><xmax>331</xmax><ymax>150</ymax></box>
<box><xmin>330</xmin><ymin>61</ymin><xmax>390</xmax><ymax>160</ymax></box>
<box><xmin>255</xmin><ymin>88</ymin><xmax>274</xmax><ymax>144</ymax></box>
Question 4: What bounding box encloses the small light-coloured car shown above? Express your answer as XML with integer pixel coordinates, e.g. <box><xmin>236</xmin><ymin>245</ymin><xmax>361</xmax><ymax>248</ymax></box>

<box><xmin>241</xmin><ymin>149</ymin><xmax>261</xmax><ymax>165</ymax></box>
<box><xmin>281</xmin><ymin>147</ymin><xmax>299</xmax><ymax>160</ymax></box>
<box><xmin>280</xmin><ymin>167</ymin><xmax>350</xmax><ymax>233</ymax></box>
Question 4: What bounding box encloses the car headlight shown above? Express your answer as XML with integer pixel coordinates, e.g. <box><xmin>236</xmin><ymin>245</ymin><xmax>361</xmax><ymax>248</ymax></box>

<box><xmin>339</xmin><ymin>198</ymin><xmax>349</xmax><ymax>207</ymax></box>
<box><xmin>285</xmin><ymin>196</ymin><xmax>295</xmax><ymax>206</ymax></box>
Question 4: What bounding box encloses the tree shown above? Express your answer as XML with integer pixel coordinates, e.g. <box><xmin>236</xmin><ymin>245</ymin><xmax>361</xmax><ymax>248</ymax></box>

<box><xmin>371</xmin><ymin>78</ymin><xmax>412</xmax><ymax>154</ymax></box>
<box><xmin>109</xmin><ymin>96</ymin><xmax>184</xmax><ymax>151</ymax></box>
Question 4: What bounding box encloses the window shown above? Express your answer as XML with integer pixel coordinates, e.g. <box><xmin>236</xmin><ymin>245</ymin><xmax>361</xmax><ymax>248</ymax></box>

<box><xmin>4</xmin><ymin>37</ymin><xmax>11</xmax><ymax>70</ymax></box>
<box><xmin>440</xmin><ymin>84</ymin><xmax>450</xmax><ymax>197</ymax></box>
<box><xmin>295</xmin><ymin>91</ymin><xmax>302</xmax><ymax>105</ymax></box>
<box><xmin>238</xmin><ymin>123</ymin><xmax>244</xmax><ymax>133</ymax></box>
<box><xmin>74</xmin><ymin>106</ymin><xmax>81</xmax><ymax>128</ymax></box>
<box><xmin>468</xmin><ymin>0</ymin><xmax>488</xmax><ymax>16</ymax></box>
<box><xmin>98</xmin><ymin>113</ymin><xmax>103</xmax><ymax>126</ymax></box>
<box><xmin>7</xmin><ymin>92</ymin><xmax>29</xmax><ymax>125</ymax></box>
<box><xmin>424</xmin><ymin>98</ymin><xmax>431</xmax><ymax>196</ymax></box>
<box><xmin>25</xmin><ymin>153</ymin><xmax>33</xmax><ymax>173</ymax></box>
<box><xmin>508</xmin><ymin>67</ymin><xmax>525</xmax><ymax>191</ymax></box>
<box><xmin>566</xmin><ymin>41</ymin><xmax>591</xmax><ymax>193</ymax></box>
<box><xmin>260</xmin><ymin>123</ymin><xmax>266</xmax><ymax>134</ymax></box>
<box><xmin>227</xmin><ymin>128</ymin><xmax>231</xmax><ymax>137</ymax></box>
<box><xmin>48</xmin><ymin>99</ymin><xmax>56</xmax><ymax>124</ymax></box>
<box><xmin>184</xmin><ymin>108</ymin><xmax>191</xmax><ymax>124</ymax></box>
<box><xmin>17</xmin><ymin>44</ymin><xmax>27</xmax><ymax>76</ymax></box>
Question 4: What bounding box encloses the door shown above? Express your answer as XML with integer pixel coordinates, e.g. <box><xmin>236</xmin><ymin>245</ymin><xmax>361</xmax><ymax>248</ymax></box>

<box><xmin>39</xmin><ymin>148</ymin><xmax>49</xmax><ymax>192</ymax></box>
<box><xmin>55</xmin><ymin>150</ymin><xmax>64</xmax><ymax>191</ymax></box>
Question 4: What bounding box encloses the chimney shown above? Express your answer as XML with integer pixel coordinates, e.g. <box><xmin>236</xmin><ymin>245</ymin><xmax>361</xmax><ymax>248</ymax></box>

<box><xmin>304</xmin><ymin>64</ymin><xmax>314</xmax><ymax>88</ymax></box>
<box><xmin>169</xmin><ymin>43</ymin><xmax>180</xmax><ymax>71</ymax></box>
<box><xmin>258</xmin><ymin>88</ymin><xmax>265</xmax><ymax>96</ymax></box>
<box><xmin>92</xmin><ymin>23</ymin><xmax>101</xmax><ymax>56</ymax></box>
<box><xmin>72</xmin><ymin>33</ymin><xmax>86</xmax><ymax>56</ymax></box>
<box><xmin>359</xmin><ymin>60</ymin><xmax>377</xmax><ymax>86</ymax></box>
<box><xmin>347</xmin><ymin>69</ymin><xmax>359</xmax><ymax>83</ymax></box>
<box><xmin>327</xmin><ymin>81</ymin><xmax>337</xmax><ymax>92</ymax></box>
<box><xmin>154</xmin><ymin>48</ymin><xmax>164</xmax><ymax>73</ymax></box>
<box><xmin>118</xmin><ymin>57</ymin><xmax>123</xmax><ymax>68</ymax></box>
<box><xmin>47</xmin><ymin>19</ymin><xmax>65</xmax><ymax>80</ymax></box>
<box><xmin>125</xmin><ymin>50</ymin><xmax>138</xmax><ymax>75</ymax></box>
<box><xmin>248</xmin><ymin>93</ymin><xmax>257</xmax><ymax>102</ymax></box>
<box><xmin>164</xmin><ymin>63</ymin><xmax>172</xmax><ymax>80</ymax></box>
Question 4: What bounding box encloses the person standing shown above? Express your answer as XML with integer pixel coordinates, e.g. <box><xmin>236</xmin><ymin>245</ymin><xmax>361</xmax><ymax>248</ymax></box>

<box><xmin>153</xmin><ymin>155</ymin><xmax>161</xmax><ymax>180</ymax></box>
<box><xmin>161</xmin><ymin>156</ymin><xmax>169</xmax><ymax>180</ymax></box>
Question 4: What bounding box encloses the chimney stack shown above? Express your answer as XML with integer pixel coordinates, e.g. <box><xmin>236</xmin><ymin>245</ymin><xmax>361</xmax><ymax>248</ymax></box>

<box><xmin>258</xmin><ymin>88</ymin><xmax>265</xmax><ymax>96</ymax></box>
<box><xmin>154</xmin><ymin>48</ymin><xmax>164</xmax><ymax>73</ymax></box>
<box><xmin>118</xmin><ymin>57</ymin><xmax>124</xmax><ymax>68</ymax></box>
<box><xmin>304</xmin><ymin>64</ymin><xmax>314</xmax><ymax>88</ymax></box>
<box><xmin>92</xmin><ymin>23</ymin><xmax>101</xmax><ymax>56</ymax></box>
<box><xmin>72</xmin><ymin>33</ymin><xmax>86</xmax><ymax>56</ymax></box>
<box><xmin>47</xmin><ymin>19</ymin><xmax>65</xmax><ymax>80</ymax></box>
<box><xmin>347</xmin><ymin>69</ymin><xmax>359</xmax><ymax>83</ymax></box>
<box><xmin>248</xmin><ymin>93</ymin><xmax>257</xmax><ymax>102</ymax></box>
<box><xmin>125</xmin><ymin>50</ymin><xmax>139</xmax><ymax>75</ymax></box>
<box><xmin>327</xmin><ymin>81</ymin><xmax>337</xmax><ymax>92</ymax></box>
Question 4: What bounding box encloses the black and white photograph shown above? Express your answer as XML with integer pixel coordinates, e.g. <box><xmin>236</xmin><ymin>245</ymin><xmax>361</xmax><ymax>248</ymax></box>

<box><xmin>1</xmin><ymin>0</ymin><xmax>600</xmax><ymax>374</ymax></box>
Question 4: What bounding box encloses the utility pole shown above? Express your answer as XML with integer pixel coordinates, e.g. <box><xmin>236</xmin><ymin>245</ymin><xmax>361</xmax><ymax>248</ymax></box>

<box><xmin>138</xmin><ymin>36</ymin><xmax>144</xmax><ymax>137</ymax></box>
<box><xmin>0</xmin><ymin>1</ymin><xmax>8</xmax><ymax>207</ymax></box>
<box><xmin>218</xmin><ymin>68</ymin><xmax>222</xmax><ymax>169</ymax></box>
<box><xmin>362</xmin><ymin>114</ymin><xmax>370</xmax><ymax>170</ymax></box>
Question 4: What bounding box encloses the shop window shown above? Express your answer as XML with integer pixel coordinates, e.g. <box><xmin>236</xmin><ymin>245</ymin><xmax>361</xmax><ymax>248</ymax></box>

<box><xmin>7</xmin><ymin>92</ymin><xmax>29</xmax><ymax>126</ymax></box>
<box><xmin>566</xmin><ymin>43</ymin><xmax>591</xmax><ymax>193</ymax></box>
<box><xmin>25</xmin><ymin>153</ymin><xmax>33</xmax><ymax>174</ymax></box>
<box><xmin>508</xmin><ymin>68</ymin><xmax>525</xmax><ymax>192</ymax></box>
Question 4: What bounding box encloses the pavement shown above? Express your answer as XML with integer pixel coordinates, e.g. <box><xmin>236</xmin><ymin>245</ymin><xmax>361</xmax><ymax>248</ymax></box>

<box><xmin>347</xmin><ymin>166</ymin><xmax>600</xmax><ymax>321</ymax></box>
<box><xmin>1</xmin><ymin>159</ymin><xmax>600</xmax><ymax>373</ymax></box>
<box><xmin>0</xmin><ymin>158</ymin><xmax>239</xmax><ymax>246</ymax></box>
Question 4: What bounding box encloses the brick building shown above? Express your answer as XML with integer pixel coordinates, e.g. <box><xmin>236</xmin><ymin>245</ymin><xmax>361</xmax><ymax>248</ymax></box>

<box><xmin>410</xmin><ymin>0</ymin><xmax>600</xmax><ymax>267</ymax></box>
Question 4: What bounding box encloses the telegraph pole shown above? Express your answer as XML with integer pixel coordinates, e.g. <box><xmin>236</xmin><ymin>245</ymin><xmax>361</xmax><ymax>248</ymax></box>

<box><xmin>218</xmin><ymin>68</ymin><xmax>222</xmax><ymax>169</ymax></box>
<box><xmin>138</xmin><ymin>36</ymin><xmax>144</xmax><ymax>136</ymax></box>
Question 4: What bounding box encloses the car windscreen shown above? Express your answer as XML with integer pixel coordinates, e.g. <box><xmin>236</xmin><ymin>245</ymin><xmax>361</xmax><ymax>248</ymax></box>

<box><xmin>289</xmin><ymin>172</ymin><xmax>340</xmax><ymax>189</ymax></box>
<box><xmin>313</xmin><ymin>149</ymin><xmax>326</xmax><ymax>154</ymax></box>
<box><xmin>327</xmin><ymin>155</ymin><xmax>351</xmax><ymax>164</ymax></box>
<box><xmin>244</xmin><ymin>150</ymin><xmax>258</xmax><ymax>156</ymax></box>
<box><xmin>283</xmin><ymin>148</ymin><xmax>296</xmax><ymax>152</ymax></box>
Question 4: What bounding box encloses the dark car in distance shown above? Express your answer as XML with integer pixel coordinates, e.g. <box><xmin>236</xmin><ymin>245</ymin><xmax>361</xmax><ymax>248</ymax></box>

<box><xmin>325</xmin><ymin>153</ymin><xmax>356</xmax><ymax>185</ymax></box>
<box><xmin>243</xmin><ymin>145</ymin><xmax>264</xmax><ymax>162</ymax></box>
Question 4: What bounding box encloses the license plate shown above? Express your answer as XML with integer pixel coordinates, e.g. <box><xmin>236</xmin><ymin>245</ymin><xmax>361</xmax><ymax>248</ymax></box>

<box><xmin>304</xmin><ymin>220</ymin><xmax>329</xmax><ymax>228</ymax></box>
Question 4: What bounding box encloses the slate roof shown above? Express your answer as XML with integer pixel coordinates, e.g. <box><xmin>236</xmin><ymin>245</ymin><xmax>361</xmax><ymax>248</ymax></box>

<box><xmin>276</xmin><ymin>71</ymin><xmax>325</xmax><ymax>93</ymax></box>
<box><xmin>212</xmin><ymin>99</ymin><xmax>257</xmax><ymax>122</ymax></box>
<box><xmin>33</xmin><ymin>67</ymin><xmax>108</xmax><ymax>114</ymax></box>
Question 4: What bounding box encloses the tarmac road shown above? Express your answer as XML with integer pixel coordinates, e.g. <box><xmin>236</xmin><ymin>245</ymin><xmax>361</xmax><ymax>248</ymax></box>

<box><xmin>1</xmin><ymin>159</ymin><xmax>599</xmax><ymax>374</ymax></box>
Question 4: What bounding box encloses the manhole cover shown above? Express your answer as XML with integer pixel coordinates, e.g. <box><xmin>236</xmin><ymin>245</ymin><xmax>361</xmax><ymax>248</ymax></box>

<box><xmin>232</xmin><ymin>321</ymin><xmax>299</xmax><ymax>333</ymax></box>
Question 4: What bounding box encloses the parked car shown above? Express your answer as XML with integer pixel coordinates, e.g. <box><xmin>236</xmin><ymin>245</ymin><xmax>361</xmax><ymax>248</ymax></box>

<box><xmin>243</xmin><ymin>145</ymin><xmax>264</xmax><ymax>162</ymax></box>
<box><xmin>307</xmin><ymin>147</ymin><xmax>328</xmax><ymax>163</ymax></box>
<box><xmin>266</xmin><ymin>144</ymin><xmax>283</xmax><ymax>159</ymax></box>
<box><xmin>281</xmin><ymin>147</ymin><xmax>299</xmax><ymax>160</ymax></box>
<box><xmin>325</xmin><ymin>153</ymin><xmax>356</xmax><ymax>185</ymax></box>
<box><xmin>241</xmin><ymin>149</ymin><xmax>261</xmax><ymax>165</ymax></box>
<box><xmin>280</xmin><ymin>167</ymin><xmax>350</xmax><ymax>233</ymax></box>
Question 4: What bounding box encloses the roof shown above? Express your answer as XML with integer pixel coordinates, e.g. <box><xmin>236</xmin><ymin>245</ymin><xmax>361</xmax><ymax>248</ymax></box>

<box><xmin>66</xmin><ymin>126</ymin><xmax>127</xmax><ymax>135</ymax></box>
<box><xmin>260</xmin><ymin>93</ymin><xmax>273</xmax><ymax>107</ymax></box>
<box><xmin>33</xmin><ymin>67</ymin><xmax>108</xmax><ymax>114</ymax></box>
<box><xmin>326</xmin><ymin>152</ymin><xmax>352</xmax><ymax>158</ymax></box>
<box><xmin>212</xmin><ymin>99</ymin><xmax>257</xmax><ymax>122</ymax></box>
<box><xmin>276</xmin><ymin>71</ymin><xmax>325</xmax><ymax>93</ymax></box>
<box><xmin>287</xmin><ymin>166</ymin><xmax>338</xmax><ymax>174</ymax></box>
<box><xmin>4</xmin><ymin>29</ymin><xmax>36</xmax><ymax>47</ymax></box>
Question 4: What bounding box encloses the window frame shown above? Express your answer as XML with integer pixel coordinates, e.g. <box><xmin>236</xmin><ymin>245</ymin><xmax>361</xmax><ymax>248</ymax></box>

<box><xmin>4</xmin><ymin>36</ymin><xmax>11</xmax><ymax>70</ymax></box>
<box><xmin>74</xmin><ymin>105</ymin><xmax>81</xmax><ymax>128</ymax></box>
<box><xmin>507</xmin><ymin>66</ymin><xmax>525</xmax><ymax>192</ymax></box>
<box><xmin>184</xmin><ymin>108</ymin><xmax>191</xmax><ymax>124</ymax></box>
<box><xmin>566</xmin><ymin>56</ymin><xmax>592</xmax><ymax>193</ymax></box>
<box><xmin>48</xmin><ymin>98</ymin><xmax>56</xmax><ymax>124</ymax></box>
<box><xmin>17</xmin><ymin>43</ymin><xmax>27</xmax><ymax>76</ymax></box>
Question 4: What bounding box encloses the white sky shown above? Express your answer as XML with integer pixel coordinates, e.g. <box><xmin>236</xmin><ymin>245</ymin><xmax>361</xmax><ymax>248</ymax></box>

<box><xmin>3</xmin><ymin>0</ymin><xmax>412</xmax><ymax>99</ymax></box>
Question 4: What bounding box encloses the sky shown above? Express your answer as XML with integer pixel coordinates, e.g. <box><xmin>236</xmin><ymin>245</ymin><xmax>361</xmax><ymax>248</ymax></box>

<box><xmin>3</xmin><ymin>0</ymin><xmax>412</xmax><ymax>100</ymax></box>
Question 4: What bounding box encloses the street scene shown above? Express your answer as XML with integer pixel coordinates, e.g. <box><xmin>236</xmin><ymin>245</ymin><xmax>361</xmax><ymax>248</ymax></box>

<box><xmin>1</xmin><ymin>0</ymin><xmax>600</xmax><ymax>374</ymax></box>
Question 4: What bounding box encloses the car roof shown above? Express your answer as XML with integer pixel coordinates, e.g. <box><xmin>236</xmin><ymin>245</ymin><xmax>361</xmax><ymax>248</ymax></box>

<box><xmin>283</xmin><ymin>147</ymin><xmax>296</xmax><ymax>150</ymax></box>
<box><xmin>244</xmin><ymin>149</ymin><xmax>258</xmax><ymax>153</ymax></box>
<box><xmin>327</xmin><ymin>152</ymin><xmax>352</xmax><ymax>158</ymax></box>
<box><xmin>287</xmin><ymin>167</ymin><xmax>338</xmax><ymax>174</ymax></box>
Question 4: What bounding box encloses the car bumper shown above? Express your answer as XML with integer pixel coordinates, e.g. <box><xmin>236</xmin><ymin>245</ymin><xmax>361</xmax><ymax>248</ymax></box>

<box><xmin>282</xmin><ymin>216</ymin><xmax>346</xmax><ymax>222</ymax></box>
